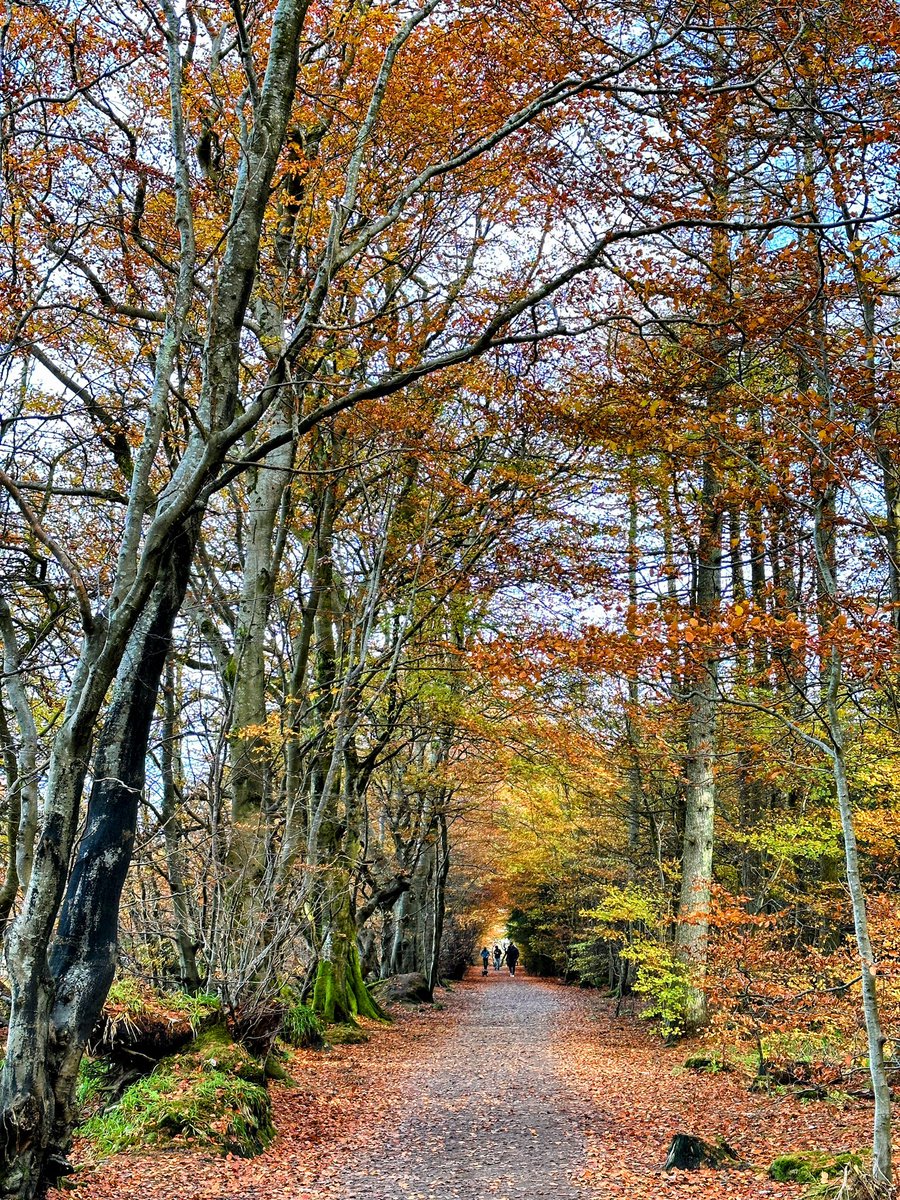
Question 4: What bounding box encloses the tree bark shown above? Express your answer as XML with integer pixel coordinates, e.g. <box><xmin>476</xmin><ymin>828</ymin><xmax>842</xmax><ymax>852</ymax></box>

<box><xmin>673</xmin><ymin>75</ymin><xmax>729</xmax><ymax>1027</ymax></box>
<box><xmin>0</xmin><ymin>598</ymin><xmax>39</xmax><ymax>910</ymax></box>
<box><xmin>425</xmin><ymin>812</ymin><xmax>449</xmax><ymax>996</ymax></box>
<box><xmin>230</xmin><ymin>405</ymin><xmax>294</xmax><ymax>827</ymax></box>
<box><xmin>311</xmin><ymin>867</ymin><xmax>385</xmax><ymax>1025</ymax></box>
<box><xmin>47</xmin><ymin>519</ymin><xmax>198</xmax><ymax>1165</ymax></box>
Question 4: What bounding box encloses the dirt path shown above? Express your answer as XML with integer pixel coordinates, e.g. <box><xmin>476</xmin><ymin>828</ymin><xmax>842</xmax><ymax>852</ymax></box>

<box><xmin>62</xmin><ymin>973</ymin><xmax>880</xmax><ymax>1200</ymax></box>
<box><xmin>321</xmin><ymin>968</ymin><xmax>589</xmax><ymax>1199</ymax></box>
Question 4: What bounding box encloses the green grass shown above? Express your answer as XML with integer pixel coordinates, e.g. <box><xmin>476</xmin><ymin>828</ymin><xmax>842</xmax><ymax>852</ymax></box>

<box><xmin>104</xmin><ymin>978</ymin><xmax>221</xmax><ymax>1031</ymax></box>
<box><xmin>282</xmin><ymin>1001</ymin><xmax>325</xmax><ymax>1049</ymax></box>
<box><xmin>104</xmin><ymin>978</ymin><xmax>150</xmax><ymax>1015</ymax></box>
<box><xmin>76</xmin><ymin>1058</ymin><xmax>113</xmax><ymax>1111</ymax></box>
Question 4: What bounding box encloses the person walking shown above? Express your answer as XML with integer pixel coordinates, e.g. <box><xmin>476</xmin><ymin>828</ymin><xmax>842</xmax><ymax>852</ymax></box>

<box><xmin>505</xmin><ymin>942</ymin><xmax>520</xmax><ymax>975</ymax></box>
<box><xmin>492</xmin><ymin>944</ymin><xmax>502</xmax><ymax>971</ymax></box>
<box><xmin>480</xmin><ymin>946</ymin><xmax>490</xmax><ymax>976</ymax></box>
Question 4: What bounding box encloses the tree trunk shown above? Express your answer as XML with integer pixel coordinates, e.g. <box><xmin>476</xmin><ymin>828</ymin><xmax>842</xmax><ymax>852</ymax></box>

<box><xmin>229</xmin><ymin>408</ymin><xmax>293</xmax><ymax>827</ymax></box>
<box><xmin>625</xmin><ymin>481</ymin><xmax>643</xmax><ymax>871</ymax></box>
<box><xmin>0</xmin><ymin>598</ymin><xmax>39</xmax><ymax>914</ymax></box>
<box><xmin>816</xmin><ymin>478</ymin><xmax>892</xmax><ymax>1187</ymax></box>
<box><xmin>0</xmin><ymin>699</ymin><xmax>21</xmax><ymax>929</ymax></box>
<box><xmin>161</xmin><ymin>658</ymin><xmax>202</xmax><ymax>992</ymax></box>
<box><xmin>426</xmin><ymin>812</ymin><xmax>449</xmax><ymax>996</ymax></box>
<box><xmin>827</xmin><ymin>678</ymin><xmax>892</xmax><ymax>1187</ymax></box>
<box><xmin>390</xmin><ymin>847</ymin><xmax>432</xmax><ymax>975</ymax></box>
<box><xmin>311</xmin><ymin>865</ymin><xmax>385</xmax><ymax>1025</ymax></box>
<box><xmin>49</xmin><ymin>522</ymin><xmax>197</xmax><ymax>1166</ymax></box>
<box><xmin>0</xmin><ymin>521</ymin><xmax>196</xmax><ymax>1196</ymax></box>
<box><xmin>674</xmin><ymin>455</ymin><xmax>722</xmax><ymax>1028</ymax></box>
<box><xmin>673</xmin><ymin>81</ymin><xmax>729</xmax><ymax>1026</ymax></box>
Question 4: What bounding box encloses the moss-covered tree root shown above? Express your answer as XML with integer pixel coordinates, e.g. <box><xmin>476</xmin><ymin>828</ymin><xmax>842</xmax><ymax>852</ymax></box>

<box><xmin>312</xmin><ymin>938</ymin><xmax>386</xmax><ymax>1025</ymax></box>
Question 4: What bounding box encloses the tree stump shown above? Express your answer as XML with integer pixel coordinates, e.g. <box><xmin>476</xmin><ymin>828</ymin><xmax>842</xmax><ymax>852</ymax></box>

<box><xmin>664</xmin><ymin>1134</ymin><xmax>743</xmax><ymax>1171</ymax></box>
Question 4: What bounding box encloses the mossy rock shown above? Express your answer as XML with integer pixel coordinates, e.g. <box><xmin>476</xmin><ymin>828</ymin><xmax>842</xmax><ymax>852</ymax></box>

<box><xmin>327</xmin><ymin>1023</ymin><xmax>370</xmax><ymax>1046</ymax></box>
<box><xmin>372</xmin><ymin>972</ymin><xmax>431</xmax><ymax>1004</ymax></box>
<box><xmin>191</xmin><ymin>1025</ymin><xmax>267</xmax><ymax>1085</ymax></box>
<box><xmin>769</xmin><ymin>1151</ymin><xmax>864</xmax><ymax>1184</ymax></box>
<box><xmin>78</xmin><ymin>1025</ymin><xmax>273</xmax><ymax>1159</ymax></box>
<box><xmin>263</xmin><ymin>1051</ymin><xmax>296</xmax><ymax>1084</ymax></box>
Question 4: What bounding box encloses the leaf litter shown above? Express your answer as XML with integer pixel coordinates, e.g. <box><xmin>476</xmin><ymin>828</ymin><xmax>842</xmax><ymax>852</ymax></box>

<box><xmin>53</xmin><ymin>972</ymin><xmax>883</xmax><ymax>1199</ymax></box>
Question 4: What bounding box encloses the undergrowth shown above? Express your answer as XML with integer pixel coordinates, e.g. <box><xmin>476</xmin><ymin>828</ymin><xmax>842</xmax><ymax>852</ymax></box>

<box><xmin>78</xmin><ymin>1027</ymin><xmax>273</xmax><ymax>1159</ymax></box>
<box><xmin>105</xmin><ymin>978</ymin><xmax>221</xmax><ymax>1030</ymax></box>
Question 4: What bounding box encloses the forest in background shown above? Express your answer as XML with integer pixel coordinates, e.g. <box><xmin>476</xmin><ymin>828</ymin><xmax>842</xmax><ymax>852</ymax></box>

<box><xmin>2</xmin><ymin>0</ymin><xmax>900</xmax><ymax>1194</ymax></box>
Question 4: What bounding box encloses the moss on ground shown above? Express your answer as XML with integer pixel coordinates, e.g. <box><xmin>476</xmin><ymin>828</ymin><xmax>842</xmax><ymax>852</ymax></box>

<box><xmin>769</xmin><ymin>1150</ymin><xmax>865</xmax><ymax>1184</ymax></box>
<box><xmin>79</xmin><ymin>1025</ymin><xmax>273</xmax><ymax>1159</ymax></box>
<box><xmin>327</xmin><ymin>1022</ymin><xmax>370</xmax><ymax>1045</ymax></box>
<box><xmin>682</xmin><ymin>1053</ymin><xmax>732</xmax><ymax>1073</ymax></box>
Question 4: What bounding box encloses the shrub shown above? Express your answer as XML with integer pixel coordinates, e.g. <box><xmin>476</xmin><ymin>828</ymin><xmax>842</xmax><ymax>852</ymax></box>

<box><xmin>624</xmin><ymin>939</ymin><xmax>692</xmax><ymax>1040</ymax></box>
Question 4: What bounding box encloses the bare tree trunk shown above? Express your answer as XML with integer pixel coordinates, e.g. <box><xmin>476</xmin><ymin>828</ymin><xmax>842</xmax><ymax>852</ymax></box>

<box><xmin>813</xmin><ymin>467</ymin><xmax>893</xmax><ymax>1185</ymax></box>
<box><xmin>673</xmin><ymin>77</ymin><xmax>729</xmax><ymax>1026</ymax></box>
<box><xmin>47</xmin><ymin>520</ymin><xmax>198</xmax><ymax>1160</ymax></box>
<box><xmin>161</xmin><ymin>657</ymin><xmax>201</xmax><ymax>992</ymax></box>
<box><xmin>824</xmin><ymin>649</ymin><xmax>892</xmax><ymax>1187</ymax></box>
<box><xmin>426</xmin><ymin>812</ymin><xmax>449</xmax><ymax>996</ymax></box>
<box><xmin>0</xmin><ymin>699</ymin><xmax>21</xmax><ymax>928</ymax></box>
<box><xmin>674</xmin><ymin>463</ymin><xmax>721</xmax><ymax>1027</ymax></box>
<box><xmin>230</xmin><ymin>406</ymin><xmax>294</xmax><ymax>827</ymax></box>
<box><xmin>0</xmin><ymin>599</ymin><xmax>38</xmax><ymax>908</ymax></box>
<box><xmin>624</xmin><ymin>481</ymin><xmax>642</xmax><ymax>871</ymax></box>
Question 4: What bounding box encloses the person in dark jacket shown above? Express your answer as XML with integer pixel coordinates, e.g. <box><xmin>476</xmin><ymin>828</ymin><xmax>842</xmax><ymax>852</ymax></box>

<box><xmin>492</xmin><ymin>944</ymin><xmax>502</xmax><ymax>971</ymax></box>
<box><xmin>504</xmin><ymin>942</ymin><xmax>520</xmax><ymax>975</ymax></box>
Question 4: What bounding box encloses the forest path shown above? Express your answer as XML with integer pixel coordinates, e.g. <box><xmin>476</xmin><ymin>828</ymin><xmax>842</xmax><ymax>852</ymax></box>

<box><xmin>63</xmin><ymin>973</ymin><xmax>876</xmax><ymax>1200</ymax></box>
<box><xmin>318</xmin><ymin>967</ymin><xmax>589</xmax><ymax>1199</ymax></box>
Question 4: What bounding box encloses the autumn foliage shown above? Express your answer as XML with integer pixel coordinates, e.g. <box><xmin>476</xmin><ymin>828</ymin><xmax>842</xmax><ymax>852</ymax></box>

<box><xmin>3</xmin><ymin>0</ymin><xmax>900</xmax><ymax>1195</ymax></box>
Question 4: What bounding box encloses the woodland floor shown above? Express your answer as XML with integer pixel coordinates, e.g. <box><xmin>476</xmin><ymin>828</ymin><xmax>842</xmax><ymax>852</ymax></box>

<box><xmin>57</xmin><ymin>971</ymin><xmax>885</xmax><ymax>1199</ymax></box>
